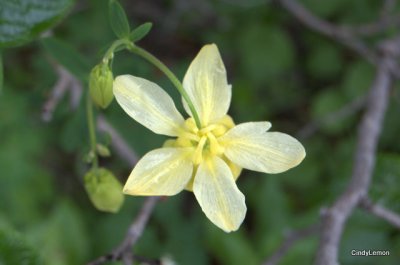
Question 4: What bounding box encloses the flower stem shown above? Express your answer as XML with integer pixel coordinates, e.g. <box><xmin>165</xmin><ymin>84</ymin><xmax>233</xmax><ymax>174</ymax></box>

<box><xmin>103</xmin><ymin>39</ymin><xmax>128</xmax><ymax>63</ymax></box>
<box><xmin>127</xmin><ymin>44</ymin><xmax>202</xmax><ymax>129</ymax></box>
<box><xmin>86</xmin><ymin>92</ymin><xmax>98</xmax><ymax>169</ymax></box>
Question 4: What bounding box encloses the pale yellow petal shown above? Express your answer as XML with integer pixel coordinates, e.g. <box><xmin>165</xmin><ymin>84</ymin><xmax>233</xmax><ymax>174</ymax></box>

<box><xmin>223</xmin><ymin>157</ymin><xmax>243</xmax><ymax>181</ymax></box>
<box><xmin>182</xmin><ymin>44</ymin><xmax>231</xmax><ymax>125</ymax></box>
<box><xmin>123</xmin><ymin>148</ymin><xmax>194</xmax><ymax>196</ymax></box>
<box><xmin>193</xmin><ymin>156</ymin><xmax>246</xmax><ymax>232</ymax></box>
<box><xmin>114</xmin><ymin>75</ymin><xmax>184</xmax><ymax>136</ymax></box>
<box><xmin>220</xmin><ymin>122</ymin><xmax>306</xmax><ymax>174</ymax></box>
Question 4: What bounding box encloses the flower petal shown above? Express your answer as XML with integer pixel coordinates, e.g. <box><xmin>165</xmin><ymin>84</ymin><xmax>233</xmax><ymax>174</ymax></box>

<box><xmin>193</xmin><ymin>156</ymin><xmax>246</xmax><ymax>232</ymax></box>
<box><xmin>123</xmin><ymin>148</ymin><xmax>194</xmax><ymax>196</ymax></box>
<box><xmin>220</xmin><ymin>122</ymin><xmax>306</xmax><ymax>174</ymax></box>
<box><xmin>182</xmin><ymin>44</ymin><xmax>231</xmax><ymax>126</ymax></box>
<box><xmin>114</xmin><ymin>75</ymin><xmax>185</xmax><ymax>136</ymax></box>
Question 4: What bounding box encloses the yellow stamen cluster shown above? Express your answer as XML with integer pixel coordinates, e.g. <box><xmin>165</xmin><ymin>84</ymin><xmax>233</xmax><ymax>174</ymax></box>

<box><xmin>169</xmin><ymin>116</ymin><xmax>235</xmax><ymax>165</ymax></box>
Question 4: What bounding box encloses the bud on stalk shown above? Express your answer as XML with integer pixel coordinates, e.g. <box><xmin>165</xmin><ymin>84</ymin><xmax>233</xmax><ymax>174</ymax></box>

<box><xmin>89</xmin><ymin>63</ymin><xmax>114</xmax><ymax>108</ymax></box>
<box><xmin>84</xmin><ymin>168</ymin><xmax>124</xmax><ymax>213</ymax></box>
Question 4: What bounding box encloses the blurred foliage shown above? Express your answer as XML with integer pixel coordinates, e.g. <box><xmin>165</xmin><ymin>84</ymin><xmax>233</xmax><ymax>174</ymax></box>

<box><xmin>1</xmin><ymin>0</ymin><xmax>400</xmax><ymax>264</ymax></box>
<box><xmin>0</xmin><ymin>0</ymin><xmax>74</xmax><ymax>48</ymax></box>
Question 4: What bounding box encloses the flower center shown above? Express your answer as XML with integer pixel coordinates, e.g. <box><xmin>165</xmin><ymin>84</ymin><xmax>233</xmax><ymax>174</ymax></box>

<box><xmin>174</xmin><ymin>115</ymin><xmax>235</xmax><ymax>165</ymax></box>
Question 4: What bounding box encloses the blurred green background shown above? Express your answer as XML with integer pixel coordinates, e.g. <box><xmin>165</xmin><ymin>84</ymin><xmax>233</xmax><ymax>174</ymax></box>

<box><xmin>1</xmin><ymin>0</ymin><xmax>400</xmax><ymax>264</ymax></box>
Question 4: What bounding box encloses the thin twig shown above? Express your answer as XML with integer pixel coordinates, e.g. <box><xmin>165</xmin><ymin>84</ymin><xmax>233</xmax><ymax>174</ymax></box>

<box><xmin>262</xmin><ymin>223</ymin><xmax>320</xmax><ymax>265</ymax></box>
<box><xmin>315</xmin><ymin>55</ymin><xmax>392</xmax><ymax>265</ymax></box>
<box><xmin>42</xmin><ymin>65</ymin><xmax>71</xmax><ymax>122</ymax></box>
<box><xmin>44</xmin><ymin>63</ymin><xmax>155</xmax><ymax>265</ymax></box>
<box><xmin>97</xmin><ymin>115</ymin><xmax>139</xmax><ymax>166</ymax></box>
<box><xmin>277</xmin><ymin>0</ymin><xmax>378</xmax><ymax>65</ymax></box>
<box><xmin>352</xmin><ymin>14</ymin><xmax>400</xmax><ymax>36</ymax></box>
<box><xmin>297</xmin><ymin>95</ymin><xmax>367</xmax><ymax>139</ymax></box>
<box><xmin>359</xmin><ymin>197</ymin><xmax>400</xmax><ymax>229</ymax></box>
<box><xmin>352</xmin><ymin>0</ymin><xmax>399</xmax><ymax>36</ymax></box>
<box><xmin>87</xmin><ymin>196</ymin><xmax>159</xmax><ymax>265</ymax></box>
<box><xmin>381</xmin><ymin>0</ymin><xmax>397</xmax><ymax>18</ymax></box>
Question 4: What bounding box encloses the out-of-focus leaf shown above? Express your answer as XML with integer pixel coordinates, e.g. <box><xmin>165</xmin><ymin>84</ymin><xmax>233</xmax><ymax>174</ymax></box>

<box><xmin>370</xmin><ymin>154</ymin><xmax>400</xmax><ymax>212</ymax></box>
<box><xmin>237</xmin><ymin>25</ymin><xmax>294</xmax><ymax>83</ymax></box>
<box><xmin>0</xmin><ymin>90</ymin><xmax>54</xmax><ymax>225</ymax></box>
<box><xmin>108</xmin><ymin>0</ymin><xmax>130</xmax><ymax>39</ymax></box>
<box><xmin>206</xmin><ymin>225</ymin><xmax>260</xmax><ymax>265</ymax></box>
<box><xmin>41</xmin><ymin>37</ymin><xmax>90</xmax><ymax>81</ymax></box>
<box><xmin>0</xmin><ymin>219</ymin><xmax>40</xmax><ymax>265</ymax></box>
<box><xmin>0</xmin><ymin>0</ymin><xmax>74</xmax><ymax>48</ymax></box>
<box><xmin>307</xmin><ymin>42</ymin><xmax>343</xmax><ymax>79</ymax></box>
<box><xmin>341</xmin><ymin>215</ymin><xmax>392</xmax><ymax>265</ymax></box>
<box><xmin>30</xmin><ymin>201</ymin><xmax>89</xmax><ymax>265</ymax></box>
<box><xmin>302</xmin><ymin>0</ymin><xmax>346</xmax><ymax>17</ymax></box>
<box><xmin>380</xmin><ymin>99</ymin><xmax>400</xmax><ymax>152</ymax></box>
<box><xmin>129</xmin><ymin>22</ymin><xmax>153</xmax><ymax>42</ymax></box>
<box><xmin>151</xmin><ymin>195</ymin><xmax>209</xmax><ymax>265</ymax></box>
<box><xmin>341</xmin><ymin>61</ymin><xmax>374</xmax><ymax>100</ymax></box>
<box><xmin>246</xmin><ymin>176</ymin><xmax>290</xmax><ymax>256</ymax></box>
<box><xmin>279</xmin><ymin>237</ymin><xmax>317</xmax><ymax>265</ymax></box>
<box><xmin>311</xmin><ymin>88</ymin><xmax>354</xmax><ymax>134</ymax></box>
<box><xmin>0</xmin><ymin>51</ymin><xmax>3</xmax><ymax>92</ymax></box>
<box><xmin>237</xmin><ymin>25</ymin><xmax>294</xmax><ymax>84</ymax></box>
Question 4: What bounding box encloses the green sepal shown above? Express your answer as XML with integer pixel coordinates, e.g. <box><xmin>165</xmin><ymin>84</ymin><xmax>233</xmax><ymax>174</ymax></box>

<box><xmin>108</xmin><ymin>0</ymin><xmax>130</xmax><ymax>39</ymax></box>
<box><xmin>129</xmin><ymin>22</ymin><xmax>153</xmax><ymax>42</ymax></box>
<box><xmin>84</xmin><ymin>168</ymin><xmax>124</xmax><ymax>213</ymax></box>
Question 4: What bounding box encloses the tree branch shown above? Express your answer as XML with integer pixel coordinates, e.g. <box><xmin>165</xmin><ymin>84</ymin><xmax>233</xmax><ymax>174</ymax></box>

<box><xmin>42</xmin><ymin>64</ymin><xmax>79</xmax><ymax>122</ymax></box>
<box><xmin>44</xmin><ymin>63</ymin><xmax>156</xmax><ymax>265</ymax></box>
<box><xmin>87</xmin><ymin>196</ymin><xmax>159</xmax><ymax>265</ymax></box>
<box><xmin>97</xmin><ymin>115</ymin><xmax>139</xmax><ymax>166</ymax></box>
<box><xmin>359</xmin><ymin>197</ymin><xmax>400</xmax><ymax>230</ymax></box>
<box><xmin>315</xmin><ymin>54</ymin><xmax>392</xmax><ymax>265</ymax></box>
<box><xmin>277</xmin><ymin>0</ymin><xmax>378</xmax><ymax>64</ymax></box>
<box><xmin>296</xmin><ymin>95</ymin><xmax>366</xmax><ymax>139</ymax></box>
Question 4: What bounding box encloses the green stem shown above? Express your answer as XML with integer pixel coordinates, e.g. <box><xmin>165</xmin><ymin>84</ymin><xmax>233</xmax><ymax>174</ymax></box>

<box><xmin>86</xmin><ymin>92</ymin><xmax>98</xmax><ymax>169</ymax></box>
<box><xmin>127</xmin><ymin>45</ymin><xmax>202</xmax><ymax>129</ymax></box>
<box><xmin>103</xmin><ymin>39</ymin><xmax>129</xmax><ymax>63</ymax></box>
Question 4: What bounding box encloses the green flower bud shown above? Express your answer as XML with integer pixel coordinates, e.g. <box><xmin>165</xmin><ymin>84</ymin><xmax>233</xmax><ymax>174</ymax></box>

<box><xmin>96</xmin><ymin>143</ymin><xmax>111</xmax><ymax>157</ymax></box>
<box><xmin>84</xmin><ymin>168</ymin><xmax>124</xmax><ymax>213</ymax></box>
<box><xmin>89</xmin><ymin>64</ymin><xmax>114</xmax><ymax>109</ymax></box>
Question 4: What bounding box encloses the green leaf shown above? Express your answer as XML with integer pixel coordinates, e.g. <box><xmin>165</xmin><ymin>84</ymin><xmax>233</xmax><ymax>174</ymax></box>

<box><xmin>306</xmin><ymin>42</ymin><xmax>343</xmax><ymax>79</ymax></box>
<box><xmin>108</xmin><ymin>0</ymin><xmax>130</xmax><ymax>39</ymax></box>
<box><xmin>29</xmin><ymin>201</ymin><xmax>90</xmax><ymax>264</ymax></box>
<box><xmin>341</xmin><ymin>61</ymin><xmax>374</xmax><ymax>100</ymax></box>
<box><xmin>206</xmin><ymin>225</ymin><xmax>260</xmax><ymax>265</ymax></box>
<box><xmin>0</xmin><ymin>220</ymin><xmax>40</xmax><ymax>265</ymax></box>
<box><xmin>41</xmin><ymin>37</ymin><xmax>90</xmax><ymax>81</ymax></box>
<box><xmin>0</xmin><ymin>51</ymin><xmax>3</xmax><ymax>92</ymax></box>
<box><xmin>237</xmin><ymin>25</ymin><xmax>294</xmax><ymax>84</ymax></box>
<box><xmin>370</xmin><ymin>154</ymin><xmax>400</xmax><ymax>212</ymax></box>
<box><xmin>129</xmin><ymin>22</ymin><xmax>153</xmax><ymax>42</ymax></box>
<box><xmin>311</xmin><ymin>88</ymin><xmax>354</xmax><ymax>134</ymax></box>
<box><xmin>0</xmin><ymin>0</ymin><xmax>74</xmax><ymax>48</ymax></box>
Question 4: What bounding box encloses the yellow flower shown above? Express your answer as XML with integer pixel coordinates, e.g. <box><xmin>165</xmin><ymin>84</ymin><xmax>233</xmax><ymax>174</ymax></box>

<box><xmin>113</xmin><ymin>44</ymin><xmax>306</xmax><ymax>232</ymax></box>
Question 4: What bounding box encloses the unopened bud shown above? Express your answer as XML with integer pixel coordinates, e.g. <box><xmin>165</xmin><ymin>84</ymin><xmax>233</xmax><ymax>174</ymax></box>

<box><xmin>96</xmin><ymin>143</ymin><xmax>111</xmax><ymax>157</ymax></box>
<box><xmin>84</xmin><ymin>168</ymin><xmax>124</xmax><ymax>213</ymax></box>
<box><xmin>89</xmin><ymin>64</ymin><xmax>114</xmax><ymax>108</ymax></box>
